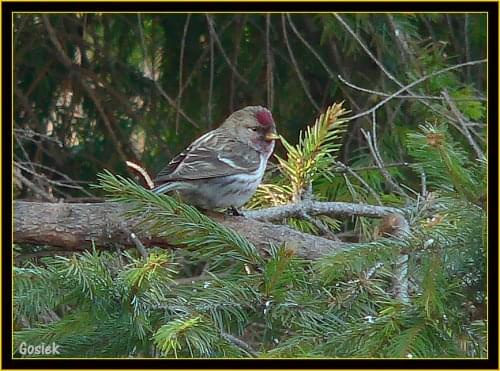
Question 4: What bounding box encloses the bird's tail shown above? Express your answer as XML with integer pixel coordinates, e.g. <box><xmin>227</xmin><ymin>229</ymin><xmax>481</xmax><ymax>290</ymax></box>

<box><xmin>152</xmin><ymin>182</ymin><xmax>177</xmax><ymax>194</ymax></box>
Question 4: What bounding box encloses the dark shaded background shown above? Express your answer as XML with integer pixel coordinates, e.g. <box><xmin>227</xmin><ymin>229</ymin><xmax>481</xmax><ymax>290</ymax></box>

<box><xmin>14</xmin><ymin>13</ymin><xmax>486</xmax><ymax>200</ymax></box>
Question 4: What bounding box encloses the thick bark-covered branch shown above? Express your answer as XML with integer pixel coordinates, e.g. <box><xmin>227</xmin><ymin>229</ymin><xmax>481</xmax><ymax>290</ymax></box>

<box><xmin>14</xmin><ymin>200</ymin><xmax>405</xmax><ymax>260</ymax></box>
<box><xmin>14</xmin><ymin>201</ymin><xmax>352</xmax><ymax>259</ymax></box>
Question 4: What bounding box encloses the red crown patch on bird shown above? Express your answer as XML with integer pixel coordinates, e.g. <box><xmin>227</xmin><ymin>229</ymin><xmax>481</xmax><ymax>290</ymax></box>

<box><xmin>255</xmin><ymin>110</ymin><xmax>273</xmax><ymax>127</ymax></box>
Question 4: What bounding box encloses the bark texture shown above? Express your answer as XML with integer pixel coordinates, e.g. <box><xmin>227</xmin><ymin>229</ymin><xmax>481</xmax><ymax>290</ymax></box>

<box><xmin>14</xmin><ymin>201</ymin><xmax>353</xmax><ymax>259</ymax></box>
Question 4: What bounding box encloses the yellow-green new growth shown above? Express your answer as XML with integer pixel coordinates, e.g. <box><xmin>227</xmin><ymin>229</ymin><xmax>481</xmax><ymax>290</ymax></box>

<box><xmin>253</xmin><ymin>102</ymin><xmax>349</xmax><ymax>206</ymax></box>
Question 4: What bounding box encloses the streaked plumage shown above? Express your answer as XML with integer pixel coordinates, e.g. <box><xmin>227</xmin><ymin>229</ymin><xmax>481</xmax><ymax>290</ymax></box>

<box><xmin>153</xmin><ymin>106</ymin><xmax>277</xmax><ymax>209</ymax></box>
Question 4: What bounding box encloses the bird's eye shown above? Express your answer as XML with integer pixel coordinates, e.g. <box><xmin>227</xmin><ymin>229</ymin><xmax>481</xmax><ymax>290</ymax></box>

<box><xmin>249</xmin><ymin>127</ymin><xmax>258</xmax><ymax>132</ymax></box>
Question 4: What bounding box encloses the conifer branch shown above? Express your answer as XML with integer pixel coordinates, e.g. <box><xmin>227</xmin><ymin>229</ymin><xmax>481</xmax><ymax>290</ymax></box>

<box><xmin>344</xmin><ymin>59</ymin><xmax>487</xmax><ymax>122</ymax></box>
<box><xmin>220</xmin><ymin>332</ymin><xmax>258</xmax><ymax>357</ymax></box>
<box><xmin>379</xmin><ymin>213</ymin><xmax>410</xmax><ymax>303</ymax></box>
<box><xmin>244</xmin><ymin>200</ymin><xmax>401</xmax><ymax>222</ymax></box>
<box><xmin>13</xmin><ymin>198</ymin><xmax>405</xmax><ymax>261</ymax></box>
<box><xmin>13</xmin><ymin>200</ymin><xmax>345</xmax><ymax>260</ymax></box>
<box><xmin>269</xmin><ymin>102</ymin><xmax>348</xmax><ymax>203</ymax></box>
<box><xmin>441</xmin><ymin>90</ymin><xmax>484</xmax><ymax>159</ymax></box>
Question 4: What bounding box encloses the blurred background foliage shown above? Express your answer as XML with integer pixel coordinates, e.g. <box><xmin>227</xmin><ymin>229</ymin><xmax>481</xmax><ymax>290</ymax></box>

<box><xmin>14</xmin><ymin>13</ymin><xmax>486</xmax><ymax>201</ymax></box>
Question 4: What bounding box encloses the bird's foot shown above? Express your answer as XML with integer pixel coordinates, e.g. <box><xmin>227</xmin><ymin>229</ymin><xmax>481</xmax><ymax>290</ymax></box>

<box><xmin>227</xmin><ymin>206</ymin><xmax>245</xmax><ymax>217</ymax></box>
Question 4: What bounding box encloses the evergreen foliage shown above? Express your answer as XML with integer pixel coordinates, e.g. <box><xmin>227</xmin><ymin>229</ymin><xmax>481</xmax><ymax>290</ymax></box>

<box><xmin>14</xmin><ymin>111</ymin><xmax>487</xmax><ymax>358</ymax></box>
<box><xmin>249</xmin><ymin>102</ymin><xmax>348</xmax><ymax>234</ymax></box>
<box><xmin>13</xmin><ymin>13</ymin><xmax>487</xmax><ymax>359</ymax></box>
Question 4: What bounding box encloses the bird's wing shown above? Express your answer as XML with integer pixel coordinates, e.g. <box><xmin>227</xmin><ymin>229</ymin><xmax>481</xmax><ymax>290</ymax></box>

<box><xmin>154</xmin><ymin>130</ymin><xmax>261</xmax><ymax>183</ymax></box>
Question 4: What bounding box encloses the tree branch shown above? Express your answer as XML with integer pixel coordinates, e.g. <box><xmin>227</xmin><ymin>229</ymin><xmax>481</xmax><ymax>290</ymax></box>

<box><xmin>337</xmin><ymin>74</ymin><xmax>486</xmax><ymax>102</ymax></box>
<box><xmin>265</xmin><ymin>14</ymin><xmax>274</xmax><ymax>110</ymax></box>
<box><xmin>442</xmin><ymin>90</ymin><xmax>484</xmax><ymax>158</ymax></box>
<box><xmin>344</xmin><ymin>59</ymin><xmax>487</xmax><ymax>122</ymax></box>
<box><xmin>42</xmin><ymin>15</ymin><xmax>135</xmax><ymax>168</ymax></box>
<box><xmin>379</xmin><ymin>213</ymin><xmax>410</xmax><ymax>303</ymax></box>
<box><xmin>15</xmin><ymin>169</ymin><xmax>57</xmax><ymax>202</ymax></box>
<box><xmin>136</xmin><ymin>14</ymin><xmax>200</xmax><ymax>129</ymax></box>
<box><xmin>244</xmin><ymin>200</ymin><xmax>400</xmax><ymax>222</ymax></box>
<box><xmin>333</xmin><ymin>13</ymin><xmax>472</xmax><ymax>125</ymax></box>
<box><xmin>361</xmin><ymin>123</ymin><xmax>408</xmax><ymax>198</ymax></box>
<box><xmin>175</xmin><ymin>13</ymin><xmax>191</xmax><ymax>134</ymax></box>
<box><xmin>14</xmin><ymin>200</ymin><xmax>404</xmax><ymax>260</ymax></box>
<box><xmin>281</xmin><ymin>14</ymin><xmax>320</xmax><ymax>112</ymax></box>
<box><xmin>333</xmin><ymin>161</ymin><xmax>382</xmax><ymax>205</ymax></box>
<box><xmin>13</xmin><ymin>201</ymin><xmax>338</xmax><ymax>259</ymax></box>
<box><xmin>205</xmin><ymin>14</ymin><xmax>248</xmax><ymax>85</ymax></box>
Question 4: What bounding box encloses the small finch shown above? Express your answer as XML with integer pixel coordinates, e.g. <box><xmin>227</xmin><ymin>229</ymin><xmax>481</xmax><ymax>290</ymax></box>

<box><xmin>152</xmin><ymin>106</ymin><xmax>278</xmax><ymax>210</ymax></box>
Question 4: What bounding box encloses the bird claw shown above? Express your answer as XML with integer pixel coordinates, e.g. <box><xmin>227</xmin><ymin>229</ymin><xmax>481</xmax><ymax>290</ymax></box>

<box><xmin>227</xmin><ymin>206</ymin><xmax>245</xmax><ymax>217</ymax></box>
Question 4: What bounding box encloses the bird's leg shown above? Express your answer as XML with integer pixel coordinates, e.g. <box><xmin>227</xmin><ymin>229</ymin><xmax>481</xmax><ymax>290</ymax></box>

<box><xmin>227</xmin><ymin>206</ymin><xmax>245</xmax><ymax>217</ymax></box>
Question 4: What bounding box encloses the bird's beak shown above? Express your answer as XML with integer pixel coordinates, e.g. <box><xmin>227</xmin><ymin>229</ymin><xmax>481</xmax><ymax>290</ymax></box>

<box><xmin>265</xmin><ymin>132</ymin><xmax>280</xmax><ymax>142</ymax></box>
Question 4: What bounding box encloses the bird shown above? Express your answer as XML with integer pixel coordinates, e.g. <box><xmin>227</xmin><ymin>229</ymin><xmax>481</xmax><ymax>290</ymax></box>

<box><xmin>152</xmin><ymin>106</ymin><xmax>279</xmax><ymax>210</ymax></box>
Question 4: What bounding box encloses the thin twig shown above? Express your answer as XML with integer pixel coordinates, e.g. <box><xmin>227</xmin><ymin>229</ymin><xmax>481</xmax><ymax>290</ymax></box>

<box><xmin>121</xmin><ymin>223</ymin><xmax>148</xmax><ymax>259</ymax></box>
<box><xmin>334</xmin><ymin>161</ymin><xmax>382</xmax><ymax>205</ymax></box>
<box><xmin>175</xmin><ymin>13</ymin><xmax>191</xmax><ymax>134</ymax></box>
<box><xmin>78</xmin><ymin>66</ymin><xmax>143</xmax><ymax>123</ymax></box>
<box><xmin>387</xmin><ymin>14</ymin><xmax>411</xmax><ymax>64</ymax></box>
<box><xmin>334</xmin><ymin>14</ymin><xmax>486</xmax><ymax>125</ymax></box>
<box><xmin>359</xmin><ymin>131</ymin><xmax>405</xmax><ymax>197</ymax></box>
<box><xmin>420</xmin><ymin>170</ymin><xmax>427</xmax><ymax>198</ymax></box>
<box><xmin>371</xmin><ymin>111</ymin><xmax>378</xmax><ymax>147</ymax></box>
<box><xmin>281</xmin><ymin>14</ymin><xmax>320</xmax><ymax>112</ymax></box>
<box><xmin>16</xmin><ymin>162</ymin><xmax>89</xmax><ymax>186</ymax></box>
<box><xmin>126</xmin><ymin>161</ymin><xmax>154</xmax><ymax>189</ymax></box>
<box><xmin>220</xmin><ymin>332</ymin><xmax>258</xmax><ymax>357</ymax></box>
<box><xmin>137</xmin><ymin>14</ymin><xmax>199</xmax><ymax>129</ymax></box>
<box><xmin>334</xmin><ymin>14</ymin><xmax>403</xmax><ymax>89</ymax></box>
<box><xmin>229</xmin><ymin>15</ymin><xmax>246</xmax><ymax>111</ymax></box>
<box><xmin>208</xmin><ymin>16</ymin><xmax>215</xmax><ymax>127</ymax></box>
<box><xmin>333</xmin><ymin>161</ymin><xmax>410</xmax><ymax>173</ymax></box>
<box><xmin>469</xmin><ymin>126</ymin><xmax>486</xmax><ymax>144</ymax></box>
<box><xmin>15</xmin><ymin>161</ymin><xmax>93</xmax><ymax>195</ymax></box>
<box><xmin>15</xmin><ymin>167</ymin><xmax>57</xmax><ymax>202</ymax></box>
<box><xmin>301</xmin><ymin>212</ymin><xmax>339</xmax><ymax>241</ymax></box>
<box><xmin>43</xmin><ymin>16</ymin><xmax>133</xmax><ymax>167</ymax></box>
<box><xmin>14</xmin><ymin>133</ymin><xmax>38</xmax><ymax>179</ymax></box>
<box><xmin>150</xmin><ymin>77</ymin><xmax>200</xmax><ymax>128</ymax></box>
<box><xmin>345</xmin><ymin>59</ymin><xmax>487</xmax><ymax>122</ymax></box>
<box><xmin>338</xmin><ymin>74</ymin><xmax>486</xmax><ymax>102</ymax></box>
<box><xmin>378</xmin><ymin>213</ymin><xmax>410</xmax><ymax>303</ymax></box>
<box><xmin>176</xmin><ymin>18</ymin><xmax>235</xmax><ymax>101</ymax></box>
<box><xmin>205</xmin><ymin>14</ymin><xmax>248</xmax><ymax>85</ymax></box>
<box><xmin>442</xmin><ymin>90</ymin><xmax>484</xmax><ymax>158</ymax></box>
<box><xmin>320</xmin><ymin>19</ymin><xmax>365</xmax><ymax>116</ymax></box>
<box><xmin>336</xmin><ymin>11</ymin><xmax>437</xmax><ymax>126</ymax></box>
<box><xmin>360</xmin><ymin>112</ymin><xmax>408</xmax><ymax>198</ymax></box>
<box><xmin>14</xmin><ymin>128</ymin><xmax>66</xmax><ymax>185</ymax></box>
<box><xmin>265</xmin><ymin>14</ymin><xmax>274</xmax><ymax>110</ymax></box>
<box><xmin>286</xmin><ymin>13</ymin><xmax>336</xmax><ymax>80</ymax></box>
<box><xmin>464</xmin><ymin>14</ymin><xmax>471</xmax><ymax>83</ymax></box>
<box><xmin>446</xmin><ymin>15</ymin><xmax>461</xmax><ymax>62</ymax></box>
<box><xmin>14</xmin><ymin>128</ymin><xmax>63</xmax><ymax>147</ymax></box>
